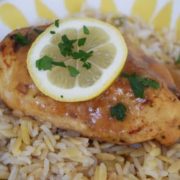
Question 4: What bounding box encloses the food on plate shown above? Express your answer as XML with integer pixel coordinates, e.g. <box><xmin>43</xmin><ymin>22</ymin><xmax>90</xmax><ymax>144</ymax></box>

<box><xmin>0</xmin><ymin>18</ymin><xmax>179</xmax><ymax>146</ymax></box>
<box><xmin>0</xmin><ymin>14</ymin><xmax>180</xmax><ymax>180</ymax></box>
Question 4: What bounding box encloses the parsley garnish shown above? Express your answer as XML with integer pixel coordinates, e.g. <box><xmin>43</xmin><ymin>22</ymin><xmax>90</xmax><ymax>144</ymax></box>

<box><xmin>60</xmin><ymin>95</ymin><xmax>64</xmax><ymax>98</ymax></box>
<box><xmin>51</xmin><ymin>60</ymin><xmax>66</xmax><ymax>67</ymax></box>
<box><xmin>54</xmin><ymin>19</ymin><xmax>60</xmax><ymax>27</ymax></box>
<box><xmin>122</xmin><ymin>73</ymin><xmax>160</xmax><ymax>98</ymax></box>
<box><xmin>36</xmin><ymin>56</ymin><xmax>79</xmax><ymax>77</ymax></box>
<box><xmin>72</xmin><ymin>50</ymin><xmax>93</xmax><ymax>68</ymax></box>
<box><xmin>50</xmin><ymin>31</ymin><xmax>56</xmax><ymax>34</ymax></box>
<box><xmin>72</xmin><ymin>50</ymin><xmax>93</xmax><ymax>62</ymax></box>
<box><xmin>83</xmin><ymin>62</ymin><xmax>91</xmax><ymax>69</ymax></box>
<box><xmin>175</xmin><ymin>55</ymin><xmax>180</xmax><ymax>65</ymax></box>
<box><xmin>13</xmin><ymin>33</ymin><xmax>30</xmax><ymax>46</ymax></box>
<box><xmin>36</xmin><ymin>56</ymin><xmax>53</xmax><ymax>70</ymax></box>
<box><xmin>78</xmin><ymin>38</ymin><xmax>86</xmax><ymax>46</ymax></box>
<box><xmin>110</xmin><ymin>103</ymin><xmax>127</xmax><ymax>121</ymax></box>
<box><xmin>140</xmin><ymin>78</ymin><xmax>160</xmax><ymax>89</ymax></box>
<box><xmin>36</xmin><ymin>24</ymin><xmax>93</xmax><ymax>77</ymax></box>
<box><xmin>58</xmin><ymin>35</ymin><xmax>93</xmax><ymax>69</ymax></box>
<box><xmin>83</xmin><ymin>25</ymin><xmax>89</xmax><ymax>34</ymax></box>
<box><xmin>36</xmin><ymin>56</ymin><xmax>66</xmax><ymax>70</ymax></box>
<box><xmin>67</xmin><ymin>66</ymin><xmax>80</xmax><ymax>77</ymax></box>
<box><xmin>58</xmin><ymin>35</ymin><xmax>77</xmax><ymax>56</ymax></box>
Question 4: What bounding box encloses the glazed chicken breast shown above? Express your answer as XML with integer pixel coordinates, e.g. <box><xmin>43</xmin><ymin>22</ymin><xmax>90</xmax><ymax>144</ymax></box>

<box><xmin>0</xmin><ymin>26</ymin><xmax>179</xmax><ymax>145</ymax></box>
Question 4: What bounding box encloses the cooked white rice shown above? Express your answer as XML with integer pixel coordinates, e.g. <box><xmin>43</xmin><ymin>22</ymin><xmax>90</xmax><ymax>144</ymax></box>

<box><xmin>0</xmin><ymin>14</ymin><xmax>180</xmax><ymax>180</ymax></box>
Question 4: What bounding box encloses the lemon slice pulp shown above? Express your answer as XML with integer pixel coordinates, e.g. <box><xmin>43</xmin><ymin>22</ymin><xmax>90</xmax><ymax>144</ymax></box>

<box><xmin>27</xmin><ymin>18</ymin><xmax>128</xmax><ymax>102</ymax></box>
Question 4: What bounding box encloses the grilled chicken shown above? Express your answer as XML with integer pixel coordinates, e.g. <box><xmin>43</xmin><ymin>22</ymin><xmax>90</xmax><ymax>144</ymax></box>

<box><xmin>0</xmin><ymin>26</ymin><xmax>180</xmax><ymax>145</ymax></box>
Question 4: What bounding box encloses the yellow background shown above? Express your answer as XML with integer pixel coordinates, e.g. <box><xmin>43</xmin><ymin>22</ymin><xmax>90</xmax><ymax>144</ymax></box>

<box><xmin>0</xmin><ymin>0</ymin><xmax>179</xmax><ymax>39</ymax></box>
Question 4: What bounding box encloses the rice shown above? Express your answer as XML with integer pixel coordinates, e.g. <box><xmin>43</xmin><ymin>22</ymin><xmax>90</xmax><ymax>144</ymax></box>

<box><xmin>0</xmin><ymin>104</ymin><xmax>179</xmax><ymax>179</ymax></box>
<box><xmin>0</xmin><ymin>14</ymin><xmax>180</xmax><ymax>180</ymax></box>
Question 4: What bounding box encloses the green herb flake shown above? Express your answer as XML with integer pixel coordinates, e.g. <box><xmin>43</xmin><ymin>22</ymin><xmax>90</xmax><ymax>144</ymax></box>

<box><xmin>44</xmin><ymin>30</ymin><xmax>94</xmax><ymax>77</ymax></box>
<box><xmin>58</xmin><ymin>35</ymin><xmax>77</xmax><ymax>57</ymax></box>
<box><xmin>83</xmin><ymin>62</ymin><xmax>91</xmax><ymax>69</ymax></box>
<box><xmin>13</xmin><ymin>33</ymin><xmax>30</xmax><ymax>46</ymax></box>
<box><xmin>129</xmin><ymin>75</ymin><xmax>145</xmax><ymax>98</ymax></box>
<box><xmin>67</xmin><ymin>66</ymin><xmax>80</xmax><ymax>77</ymax></box>
<box><xmin>175</xmin><ymin>55</ymin><xmax>180</xmax><ymax>65</ymax></box>
<box><xmin>36</xmin><ymin>56</ymin><xmax>53</xmax><ymax>70</ymax></box>
<box><xmin>83</xmin><ymin>25</ymin><xmax>90</xmax><ymax>35</ymax></box>
<box><xmin>71</xmin><ymin>51</ymin><xmax>83</xmax><ymax>59</ymax></box>
<box><xmin>78</xmin><ymin>38</ymin><xmax>86</xmax><ymax>46</ymax></box>
<box><xmin>54</xmin><ymin>19</ymin><xmax>60</xmax><ymax>27</ymax></box>
<box><xmin>60</xmin><ymin>95</ymin><xmax>64</xmax><ymax>98</ymax></box>
<box><xmin>50</xmin><ymin>31</ymin><xmax>56</xmax><ymax>34</ymax></box>
<box><xmin>71</xmin><ymin>50</ymin><xmax>93</xmax><ymax>70</ymax></box>
<box><xmin>110</xmin><ymin>103</ymin><xmax>127</xmax><ymax>121</ymax></box>
<box><xmin>122</xmin><ymin>73</ymin><xmax>160</xmax><ymax>98</ymax></box>
<box><xmin>72</xmin><ymin>50</ymin><xmax>93</xmax><ymax>62</ymax></box>
<box><xmin>36</xmin><ymin>55</ymin><xmax>66</xmax><ymax>70</ymax></box>
<box><xmin>141</xmin><ymin>78</ymin><xmax>160</xmax><ymax>89</ymax></box>
<box><xmin>51</xmin><ymin>61</ymin><xmax>66</xmax><ymax>68</ymax></box>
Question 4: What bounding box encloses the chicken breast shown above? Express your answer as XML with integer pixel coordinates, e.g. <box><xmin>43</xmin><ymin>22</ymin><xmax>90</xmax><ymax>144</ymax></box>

<box><xmin>0</xmin><ymin>26</ymin><xmax>179</xmax><ymax>145</ymax></box>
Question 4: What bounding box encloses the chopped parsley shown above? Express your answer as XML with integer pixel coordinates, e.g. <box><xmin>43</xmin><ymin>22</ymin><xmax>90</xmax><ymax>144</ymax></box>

<box><xmin>60</xmin><ymin>95</ymin><xmax>64</xmax><ymax>98</ymax></box>
<box><xmin>36</xmin><ymin>55</ymin><xmax>79</xmax><ymax>77</ymax></box>
<box><xmin>50</xmin><ymin>30</ymin><xmax>56</xmax><ymax>34</ymax></box>
<box><xmin>83</xmin><ymin>62</ymin><xmax>91</xmax><ymax>69</ymax></box>
<box><xmin>58</xmin><ymin>35</ymin><xmax>77</xmax><ymax>57</ymax></box>
<box><xmin>127</xmin><ymin>74</ymin><xmax>145</xmax><ymax>98</ymax></box>
<box><xmin>140</xmin><ymin>78</ymin><xmax>160</xmax><ymax>89</ymax></box>
<box><xmin>72</xmin><ymin>50</ymin><xmax>93</xmax><ymax>68</ymax></box>
<box><xmin>122</xmin><ymin>73</ymin><xmax>160</xmax><ymax>98</ymax></box>
<box><xmin>51</xmin><ymin>60</ymin><xmax>66</xmax><ymax>67</ymax></box>
<box><xmin>57</xmin><ymin>34</ymin><xmax>93</xmax><ymax>69</ymax></box>
<box><xmin>36</xmin><ymin>56</ymin><xmax>66</xmax><ymax>70</ymax></box>
<box><xmin>72</xmin><ymin>50</ymin><xmax>93</xmax><ymax>62</ymax></box>
<box><xmin>175</xmin><ymin>55</ymin><xmax>180</xmax><ymax>65</ymax></box>
<box><xmin>54</xmin><ymin>19</ymin><xmax>60</xmax><ymax>27</ymax></box>
<box><xmin>83</xmin><ymin>25</ymin><xmax>89</xmax><ymax>34</ymax></box>
<box><xmin>36</xmin><ymin>56</ymin><xmax>53</xmax><ymax>70</ymax></box>
<box><xmin>78</xmin><ymin>38</ymin><xmax>86</xmax><ymax>46</ymax></box>
<box><xmin>110</xmin><ymin>103</ymin><xmax>127</xmax><ymax>121</ymax></box>
<box><xmin>67</xmin><ymin>66</ymin><xmax>80</xmax><ymax>77</ymax></box>
<box><xmin>36</xmin><ymin>24</ymin><xmax>93</xmax><ymax>77</ymax></box>
<box><xmin>13</xmin><ymin>33</ymin><xmax>30</xmax><ymax>46</ymax></box>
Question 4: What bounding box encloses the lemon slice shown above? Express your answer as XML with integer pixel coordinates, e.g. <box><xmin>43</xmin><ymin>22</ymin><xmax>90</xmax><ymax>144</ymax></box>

<box><xmin>27</xmin><ymin>18</ymin><xmax>127</xmax><ymax>102</ymax></box>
